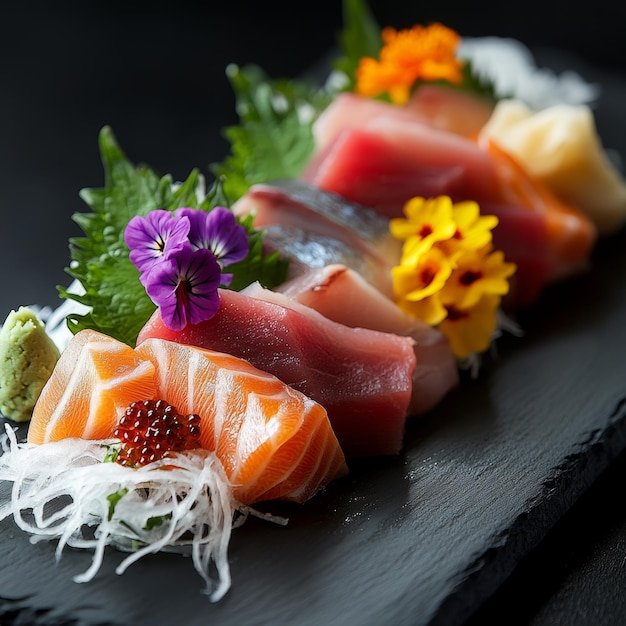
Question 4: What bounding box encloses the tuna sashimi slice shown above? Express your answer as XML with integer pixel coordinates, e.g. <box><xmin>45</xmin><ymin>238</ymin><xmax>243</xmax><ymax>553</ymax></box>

<box><xmin>258</xmin><ymin>265</ymin><xmax>459</xmax><ymax>415</ymax></box>
<box><xmin>137</xmin><ymin>289</ymin><xmax>417</xmax><ymax>459</ymax></box>
<box><xmin>302</xmin><ymin>119</ymin><xmax>501</xmax><ymax>218</ymax></box>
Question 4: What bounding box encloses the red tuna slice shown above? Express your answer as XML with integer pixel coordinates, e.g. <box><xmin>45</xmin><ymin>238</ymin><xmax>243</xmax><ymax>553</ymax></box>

<box><xmin>301</xmin><ymin>119</ymin><xmax>501</xmax><ymax>219</ymax></box>
<box><xmin>137</xmin><ymin>289</ymin><xmax>417</xmax><ymax>459</ymax></box>
<box><xmin>254</xmin><ymin>266</ymin><xmax>459</xmax><ymax>415</ymax></box>
<box><xmin>232</xmin><ymin>179</ymin><xmax>401</xmax><ymax>298</ymax></box>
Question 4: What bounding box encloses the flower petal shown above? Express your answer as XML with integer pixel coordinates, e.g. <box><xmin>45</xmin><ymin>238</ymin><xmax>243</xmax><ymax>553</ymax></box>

<box><xmin>125</xmin><ymin>210</ymin><xmax>190</xmax><ymax>277</ymax></box>
<box><xmin>175</xmin><ymin>207</ymin><xmax>249</xmax><ymax>268</ymax></box>
<box><xmin>145</xmin><ymin>245</ymin><xmax>222</xmax><ymax>331</ymax></box>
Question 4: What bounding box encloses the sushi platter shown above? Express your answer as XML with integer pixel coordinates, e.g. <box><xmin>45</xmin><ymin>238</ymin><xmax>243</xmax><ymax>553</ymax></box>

<box><xmin>2</xmin><ymin>2</ymin><xmax>626</xmax><ymax>624</ymax></box>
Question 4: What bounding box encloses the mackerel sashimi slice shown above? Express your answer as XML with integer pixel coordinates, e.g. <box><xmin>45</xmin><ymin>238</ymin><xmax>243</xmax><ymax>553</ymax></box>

<box><xmin>137</xmin><ymin>289</ymin><xmax>417</xmax><ymax>459</ymax></box>
<box><xmin>27</xmin><ymin>329</ymin><xmax>347</xmax><ymax>504</ymax></box>
<box><xmin>232</xmin><ymin>179</ymin><xmax>401</xmax><ymax>298</ymax></box>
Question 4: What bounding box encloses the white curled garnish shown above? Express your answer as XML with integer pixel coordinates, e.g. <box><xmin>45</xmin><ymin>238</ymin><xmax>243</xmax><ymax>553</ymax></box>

<box><xmin>0</xmin><ymin>424</ymin><xmax>287</xmax><ymax>602</ymax></box>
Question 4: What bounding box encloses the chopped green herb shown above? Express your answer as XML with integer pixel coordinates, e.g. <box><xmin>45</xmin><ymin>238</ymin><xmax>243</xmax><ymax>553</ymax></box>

<box><xmin>106</xmin><ymin>487</ymin><xmax>129</xmax><ymax>521</ymax></box>
<box><xmin>144</xmin><ymin>514</ymin><xmax>172</xmax><ymax>531</ymax></box>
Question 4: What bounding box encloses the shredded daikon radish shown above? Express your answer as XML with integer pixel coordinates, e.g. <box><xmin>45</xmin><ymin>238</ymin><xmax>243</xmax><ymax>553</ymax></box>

<box><xmin>0</xmin><ymin>424</ymin><xmax>287</xmax><ymax>601</ymax></box>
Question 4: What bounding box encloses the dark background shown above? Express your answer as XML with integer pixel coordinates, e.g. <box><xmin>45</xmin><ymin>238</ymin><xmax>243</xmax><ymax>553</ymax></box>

<box><xmin>2</xmin><ymin>1</ymin><xmax>626</xmax><ymax>623</ymax></box>
<box><xmin>1</xmin><ymin>0</ymin><xmax>625</xmax><ymax>319</ymax></box>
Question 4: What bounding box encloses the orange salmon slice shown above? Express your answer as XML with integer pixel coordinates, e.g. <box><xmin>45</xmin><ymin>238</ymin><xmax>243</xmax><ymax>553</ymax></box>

<box><xmin>135</xmin><ymin>338</ymin><xmax>348</xmax><ymax>504</ymax></box>
<box><xmin>27</xmin><ymin>330</ymin><xmax>347</xmax><ymax>504</ymax></box>
<box><xmin>28</xmin><ymin>330</ymin><xmax>157</xmax><ymax>445</ymax></box>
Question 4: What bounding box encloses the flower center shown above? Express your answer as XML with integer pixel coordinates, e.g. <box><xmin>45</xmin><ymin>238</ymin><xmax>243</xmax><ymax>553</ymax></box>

<box><xmin>418</xmin><ymin>224</ymin><xmax>433</xmax><ymax>238</ymax></box>
<box><xmin>420</xmin><ymin>265</ymin><xmax>437</xmax><ymax>287</ymax></box>
<box><xmin>445</xmin><ymin>305</ymin><xmax>469</xmax><ymax>321</ymax></box>
<box><xmin>459</xmin><ymin>269</ymin><xmax>482</xmax><ymax>286</ymax></box>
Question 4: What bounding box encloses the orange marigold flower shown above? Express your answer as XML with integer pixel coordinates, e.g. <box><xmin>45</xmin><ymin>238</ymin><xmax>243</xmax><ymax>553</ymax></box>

<box><xmin>355</xmin><ymin>23</ymin><xmax>465</xmax><ymax>104</ymax></box>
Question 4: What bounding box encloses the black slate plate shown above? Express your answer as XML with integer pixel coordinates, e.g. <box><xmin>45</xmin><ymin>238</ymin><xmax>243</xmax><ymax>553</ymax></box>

<box><xmin>2</xmin><ymin>37</ymin><xmax>626</xmax><ymax>626</ymax></box>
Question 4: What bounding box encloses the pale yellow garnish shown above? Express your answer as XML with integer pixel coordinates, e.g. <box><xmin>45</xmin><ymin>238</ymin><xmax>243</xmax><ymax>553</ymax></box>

<box><xmin>480</xmin><ymin>99</ymin><xmax>626</xmax><ymax>235</ymax></box>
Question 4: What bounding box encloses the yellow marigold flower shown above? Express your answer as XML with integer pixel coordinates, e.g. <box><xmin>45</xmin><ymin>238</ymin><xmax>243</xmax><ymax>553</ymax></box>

<box><xmin>392</xmin><ymin>246</ymin><xmax>453</xmax><ymax>303</ymax></box>
<box><xmin>397</xmin><ymin>293</ymin><xmax>448</xmax><ymax>327</ymax></box>
<box><xmin>440</xmin><ymin>248</ymin><xmax>517</xmax><ymax>310</ymax></box>
<box><xmin>448</xmin><ymin>200</ymin><xmax>499</xmax><ymax>252</ymax></box>
<box><xmin>439</xmin><ymin>294</ymin><xmax>501</xmax><ymax>358</ymax></box>
<box><xmin>390</xmin><ymin>196</ymin><xmax>457</xmax><ymax>259</ymax></box>
<box><xmin>356</xmin><ymin>23</ymin><xmax>465</xmax><ymax>104</ymax></box>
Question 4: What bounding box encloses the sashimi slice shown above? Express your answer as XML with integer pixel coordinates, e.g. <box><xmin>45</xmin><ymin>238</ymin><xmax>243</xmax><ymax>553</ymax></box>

<box><xmin>258</xmin><ymin>265</ymin><xmax>459</xmax><ymax>415</ymax></box>
<box><xmin>232</xmin><ymin>179</ymin><xmax>400</xmax><ymax>263</ymax></box>
<box><xmin>485</xmin><ymin>138</ymin><xmax>597</xmax><ymax>284</ymax></box>
<box><xmin>27</xmin><ymin>329</ymin><xmax>157</xmax><ymax>445</ymax></box>
<box><xmin>479</xmin><ymin>201</ymin><xmax>553</xmax><ymax>308</ymax></box>
<box><xmin>302</xmin><ymin>122</ymin><xmax>500</xmax><ymax>218</ymax></box>
<box><xmin>312</xmin><ymin>88</ymin><xmax>493</xmax><ymax>154</ymax></box>
<box><xmin>27</xmin><ymin>329</ymin><xmax>347</xmax><ymax>504</ymax></box>
<box><xmin>137</xmin><ymin>289</ymin><xmax>417</xmax><ymax>459</ymax></box>
<box><xmin>232</xmin><ymin>179</ymin><xmax>401</xmax><ymax>298</ymax></box>
<box><xmin>136</xmin><ymin>339</ymin><xmax>347</xmax><ymax>504</ymax></box>
<box><xmin>312</xmin><ymin>92</ymin><xmax>424</xmax><ymax>153</ymax></box>
<box><xmin>405</xmin><ymin>85</ymin><xmax>495</xmax><ymax>138</ymax></box>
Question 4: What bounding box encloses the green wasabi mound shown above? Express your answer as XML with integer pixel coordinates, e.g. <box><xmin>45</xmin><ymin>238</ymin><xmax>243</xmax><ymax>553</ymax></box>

<box><xmin>0</xmin><ymin>307</ymin><xmax>61</xmax><ymax>422</ymax></box>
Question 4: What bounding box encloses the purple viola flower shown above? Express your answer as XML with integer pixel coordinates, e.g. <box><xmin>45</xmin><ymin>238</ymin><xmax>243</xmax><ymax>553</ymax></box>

<box><xmin>175</xmin><ymin>206</ymin><xmax>249</xmax><ymax>269</ymax></box>
<box><xmin>144</xmin><ymin>244</ymin><xmax>222</xmax><ymax>331</ymax></box>
<box><xmin>124</xmin><ymin>210</ymin><xmax>190</xmax><ymax>277</ymax></box>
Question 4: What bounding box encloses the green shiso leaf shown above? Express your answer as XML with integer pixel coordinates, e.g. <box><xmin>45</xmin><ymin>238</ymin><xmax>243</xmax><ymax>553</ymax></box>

<box><xmin>59</xmin><ymin>126</ymin><xmax>288</xmax><ymax>346</ymax></box>
<box><xmin>212</xmin><ymin>63</ymin><xmax>332</xmax><ymax>202</ymax></box>
<box><xmin>333</xmin><ymin>0</ymin><xmax>383</xmax><ymax>91</ymax></box>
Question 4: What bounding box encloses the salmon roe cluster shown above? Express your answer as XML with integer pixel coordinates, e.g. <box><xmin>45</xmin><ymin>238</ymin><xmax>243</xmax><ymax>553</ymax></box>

<box><xmin>113</xmin><ymin>399</ymin><xmax>202</xmax><ymax>467</ymax></box>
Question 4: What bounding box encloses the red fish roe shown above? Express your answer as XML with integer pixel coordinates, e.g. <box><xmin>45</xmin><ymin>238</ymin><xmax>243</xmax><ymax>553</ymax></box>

<box><xmin>113</xmin><ymin>399</ymin><xmax>202</xmax><ymax>467</ymax></box>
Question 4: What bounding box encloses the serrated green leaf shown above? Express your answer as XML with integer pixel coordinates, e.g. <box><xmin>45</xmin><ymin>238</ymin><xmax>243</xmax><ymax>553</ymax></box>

<box><xmin>212</xmin><ymin>64</ymin><xmax>332</xmax><ymax>202</ymax></box>
<box><xmin>59</xmin><ymin>126</ymin><xmax>288</xmax><ymax>345</ymax></box>
<box><xmin>333</xmin><ymin>0</ymin><xmax>383</xmax><ymax>90</ymax></box>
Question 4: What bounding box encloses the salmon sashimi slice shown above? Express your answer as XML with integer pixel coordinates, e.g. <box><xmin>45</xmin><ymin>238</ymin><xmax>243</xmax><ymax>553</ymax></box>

<box><xmin>27</xmin><ymin>329</ymin><xmax>157</xmax><ymax>445</ymax></box>
<box><xmin>135</xmin><ymin>338</ymin><xmax>348</xmax><ymax>504</ymax></box>
<box><xmin>484</xmin><ymin>138</ymin><xmax>598</xmax><ymax>283</ymax></box>
<box><xmin>26</xmin><ymin>330</ymin><xmax>347</xmax><ymax>505</ymax></box>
